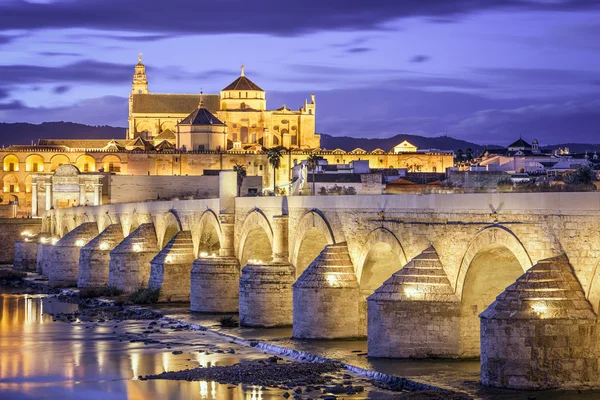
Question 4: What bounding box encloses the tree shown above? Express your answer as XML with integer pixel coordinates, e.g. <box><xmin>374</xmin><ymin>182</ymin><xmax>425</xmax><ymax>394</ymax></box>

<box><xmin>266</xmin><ymin>147</ymin><xmax>284</xmax><ymax>194</ymax></box>
<box><xmin>306</xmin><ymin>154</ymin><xmax>320</xmax><ymax>195</ymax></box>
<box><xmin>466</xmin><ymin>148</ymin><xmax>473</xmax><ymax>161</ymax></box>
<box><xmin>456</xmin><ymin>149</ymin><xmax>464</xmax><ymax>161</ymax></box>
<box><xmin>566</xmin><ymin>165</ymin><xmax>595</xmax><ymax>185</ymax></box>
<box><xmin>233</xmin><ymin>163</ymin><xmax>246</xmax><ymax>197</ymax></box>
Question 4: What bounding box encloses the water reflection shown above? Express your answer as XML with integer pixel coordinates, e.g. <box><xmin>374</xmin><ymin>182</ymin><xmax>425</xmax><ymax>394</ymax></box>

<box><xmin>0</xmin><ymin>291</ymin><xmax>285</xmax><ymax>400</ymax></box>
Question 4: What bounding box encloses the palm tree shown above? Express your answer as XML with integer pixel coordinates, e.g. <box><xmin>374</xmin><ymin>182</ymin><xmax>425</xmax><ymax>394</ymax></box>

<box><xmin>306</xmin><ymin>154</ymin><xmax>320</xmax><ymax>195</ymax></box>
<box><xmin>233</xmin><ymin>163</ymin><xmax>246</xmax><ymax>197</ymax></box>
<box><xmin>266</xmin><ymin>147</ymin><xmax>283</xmax><ymax>195</ymax></box>
<box><xmin>456</xmin><ymin>149</ymin><xmax>464</xmax><ymax>162</ymax></box>
<box><xmin>466</xmin><ymin>148</ymin><xmax>473</xmax><ymax>161</ymax></box>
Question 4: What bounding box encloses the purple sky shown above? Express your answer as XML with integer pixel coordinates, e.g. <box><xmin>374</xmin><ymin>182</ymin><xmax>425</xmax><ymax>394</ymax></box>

<box><xmin>0</xmin><ymin>0</ymin><xmax>599</xmax><ymax>145</ymax></box>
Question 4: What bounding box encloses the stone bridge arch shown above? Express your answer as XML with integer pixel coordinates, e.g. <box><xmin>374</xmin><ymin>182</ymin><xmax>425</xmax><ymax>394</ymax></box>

<box><xmin>237</xmin><ymin>208</ymin><xmax>274</xmax><ymax>266</ymax></box>
<box><xmin>195</xmin><ymin>209</ymin><xmax>223</xmax><ymax>257</ymax></box>
<box><xmin>456</xmin><ymin>225</ymin><xmax>533</xmax><ymax>357</ymax></box>
<box><xmin>156</xmin><ymin>210</ymin><xmax>182</xmax><ymax>249</ymax></box>
<box><xmin>584</xmin><ymin>260</ymin><xmax>600</xmax><ymax>314</ymax></box>
<box><xmin>119</xmin><ymin>211</ymin><xmax>144</xmax><ymax>237</ymax></box>
<box><xmin>455</xmin><ymin>225</ymin><xmax>533</xmax><ymax>299</ymax></box>
<box><xmin>356</xmin><ymin>227</ymin><xmax>408</xmax><ymax>288</ymax></box>
<box><xmin>291</xmin><ymin>209</ymin><xmax>337</xmax><ymax>276</ymax></box>
<box><xmin>97</xmin><ymin>213</ymin><xmax>116</xmax><ymax>233</ymax></box>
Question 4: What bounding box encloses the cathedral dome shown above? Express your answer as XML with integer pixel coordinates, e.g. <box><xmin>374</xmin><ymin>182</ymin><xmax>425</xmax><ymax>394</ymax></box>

<box><xmin>220</xmin><ymin>66</ymin><xmax>266</xmax><ymax>111</ymax></box>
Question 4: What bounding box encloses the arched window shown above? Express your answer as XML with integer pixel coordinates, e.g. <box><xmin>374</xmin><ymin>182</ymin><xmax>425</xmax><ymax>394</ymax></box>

<box><xmin>240</xmin><ymin>102</ymin><xmax>246</xmax><ymax>110</ymax></box>
<box><xmin>240</xmin><ymin>127</ymin><xmax>249</xmax><ymax>142</ymax></box>
<box><xmin>273</xmin><ymin>135</ymin><xmax>279</xmax><ymax>146</ymax></box>
<box><xmin>291</xmin><ymin>135</ymin><xmax>297</xmax><ymax>146</ymax></box>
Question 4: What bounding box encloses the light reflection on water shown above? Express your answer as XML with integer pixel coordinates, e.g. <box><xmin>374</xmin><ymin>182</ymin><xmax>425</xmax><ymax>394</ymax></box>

<box><xmin>0</xmin><ymin>292</ymin><xmax>282</xmax><ymax>400</ymax></box>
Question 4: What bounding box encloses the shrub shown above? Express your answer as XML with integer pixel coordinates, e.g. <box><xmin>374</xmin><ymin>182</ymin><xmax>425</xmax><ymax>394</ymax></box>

<box><xmin>219</xmin><ymin>315</ymin><xmax>239</xmax><ymax>327</ymax></box>
<box><xmin>79</xmin><ymin>286</ymin><xmax>123</xmax><ymax>299</ymax></box>
<box><xmin>129</xmin><ymin>288</ymin><xmax>160</xmax><ymax>304</ymax></box>
<box><xmin>0</xmin><ymin>269</ymin><xmax>27</xmax><ymax>281</ymax></box>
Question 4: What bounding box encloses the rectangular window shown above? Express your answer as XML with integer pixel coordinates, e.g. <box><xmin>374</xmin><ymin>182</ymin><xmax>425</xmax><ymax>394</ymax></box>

<box><xmin>291</xmin><ymin>135</ymin><xmax>297</xmax><ymax>145</ymax></box>
<box><xmin>32</xmin><ymin>163</ymin><xmax>38</xmax><ymax>172</ymax></box>
<box><xmin>9</xmin><ymin>163</ymin><xmax>15</xmax><ymax>172</ymax></box>
<box><xmin>84</xmin><ymin>164</ymin><xmax>89</xmax><ymax>172</ymax></box>
<box><xmin>9</xmin><ymin>184</ymin><xmax>15</xmax><ymax>193</ymax></box>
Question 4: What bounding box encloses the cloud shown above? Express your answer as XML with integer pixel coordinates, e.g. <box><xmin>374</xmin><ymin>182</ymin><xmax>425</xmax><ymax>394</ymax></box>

<box><xmin>0</xmin><ymin>95</ymin><xmax>127</xmax><ymax>127</ymax></box>
<box><xmin>346</xmin><ymin>47</ymin><xmax>372</xmax><ymax>54</ymax></box>
<box><xmin>450</xmin><ymin>100</ymin><xmax>600</xmax><ymax>144</ymax></box>
<box><xmin>410</xmin><ymin>55</ymin><xmax>430</xmax><ymax>63</ymax></box>
<box><xmin>1</xmin><ymin>1</ymin><xmax>599</xmax><ymax>36</ymax></box>
<box><xmin>38</xmin><ymin>51</ymin><xmax>82</xmax><ymax>57</ymax></box>
<box><xmin>0</xmin><ymin>60</ymin><xmax>130</xmax><ymax>85</ymax></box>
<box><xmin>53</xmin><ymin>85</ymin><xmax>70</xmax><ymax>94</ymax></box>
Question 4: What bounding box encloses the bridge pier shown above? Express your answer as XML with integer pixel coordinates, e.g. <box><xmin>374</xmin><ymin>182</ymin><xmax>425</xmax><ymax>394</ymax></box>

<box><xmin>14</xmin><ymin>234</ymin><xmax>45</xmax><ymax>271</ymax></box>
<box><xmin>148</xmin><ymin>231</ymin><xmax>195</xmax><ymax>302</ymax></box>
<box><xmin>481</xmin><ymin>255</ymin><xmax>600</xmax><ymax>390</ymax></box>
<box><xmin>77</xmin><ymin>224</ymin><xmax>124</xmax><ymax>288</ymax></box>
<box><xmin>108</xmin><ymin>223</ymin><xmax>159</xmax><ymax>294</ymax></box>
<box><xmin>367</xmin><ymin>247</ymin><xmax>461</xmax><ymax>358</ymax></box>
<box><xmin>36</xmin><ymin>237</ymin><xmax>57</xmax><ymax>276</ymax></box>
<box><xmin>293</xmin><ymin>243</ymin><xmax>361</xmax><ymax>338</ymax></box>
<box><xmin>190</xmin><ymin>215</ymin><xmax>239</xmax><ymax>312</ymax></box>
<box><xmin>239</xmin><ymin>262</ymin><xmax>295</xmax><ymax>327</ymax></box>
<box><xmin>190</xmin><ymin>256</ymin><xmax>240</xmax><ymax>312</ymax></box>
<box><xmin>48</xmin><ymin>222</ymin><xmax>99</xmax><ymax>287</ymax></box>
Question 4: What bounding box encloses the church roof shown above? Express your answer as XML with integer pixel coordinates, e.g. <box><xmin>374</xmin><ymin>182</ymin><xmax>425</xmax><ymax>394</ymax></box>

<box><xmin>154</xmin><ymin>129</ymin><xmax>175</xmax><ymax>140</ymax></box>
<box><xmin>38</xmin><ymin>139</ymin><xmax>118</xmax><ymax>149</ymax></box>
<box><xmin>179</xmin><ymin>106</ymin><xmax>225</xmax><ymax>126</ymax></box>
<box><xmin>222</xmin><ymin>76</ymin><xmax>264</xmax><ymax>92</ymax></box>
<box><xmin>131</xmin><ymin>93</ymin><xmax>219</xmax><ymax>114</ymax></box>
<box><xmin>155</xmin><ymin>140</ymin><xmax>176</xmax><ymax>151</ymax></box>
<box><xmin>126</xmin><ymin>137</ymin><xmax>154</xmax><ymax>150</ymax></box>
<box><xmin>508</xmin><ymin>138</ymin><xmax>531</xmax><ymax>148</ymax></box>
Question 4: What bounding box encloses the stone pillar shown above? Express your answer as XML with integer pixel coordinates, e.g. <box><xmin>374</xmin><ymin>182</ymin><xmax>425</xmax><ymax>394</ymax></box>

<box><xmin>239</xmin><ymin>262</ymin><xmax>294</xmax><ymax>327</ymax></box>
<box><xmin>93</xmin><ymin>184</ymin><xmax>102</xmax><ymax>206</ymax></box>
<box><xmin>79</xmin><ymin>183</ymin><xmax>86</xmax><ymax>206</ymax></box>
<box><xmin>148</xmin><ymin>231</ymin><xmax>195</xmax><ymax>302</ymax></box>
<box><xmin>480</xmin><ymin>255</ymin><xmax>600</xmax><ymax>390</ymax></box>
<box><xmin>31</xmin><ymin>183</ymin><xmax>38</xmax><ymax>217</ymax></box>
<box><xmin>45</xmin><ymin>183</ymin><xmax>52</xmax><ymax>211</ymax></box>
<box><xmin>108</xmin><ymin>223</ymin><xmax>159</xmax><ymax>294</ymax></box>
<box><xmin>77</xmin><ymin>224</ymin><xmax>123</xmax><ymax>288</ymax></box>
<box><xmin>293</xmin><ymin>243</ymin><xmax>361</xmax><ymax>339</ymax></box>
<box><xmin>48</xmin><ymin>222</ymin><xmax>99</xmax><ymax>287</ymax></box>
<box><xmin>218</xmin><ymin>214</ymin><xmax>235</xmax><ymax>257</ymax></box>
<box><xmin>14</xmin><ymin>238</ymin><xmax>38</xmax><ymax>271</ymax></box>
<box><xmin>190</xmin><ymin>256</ymin><xmax>240</xmax><ymax>312</ymax></box>
<box><xmin>219</xmin><ymin>170</ymin><xmax>237</xmax><ymax>214</ymax></box>
<box><xmin>367</xmin><ymin>246</ymin><xmax>461</xmax><ymax>358</ymax></box>
<box><xmin>271</xmin><ymin>215</ymin><xmax>289</xmax><ymax>263</ymax></box>
<box><xmin>37</xmin><ymin>238</ymin><xmax>57</xmax><ymax>276</ymax></box>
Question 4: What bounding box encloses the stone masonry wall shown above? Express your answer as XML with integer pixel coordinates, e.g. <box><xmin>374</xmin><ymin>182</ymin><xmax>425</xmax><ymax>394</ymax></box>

<box><xmin>0</xmin><ymin>219</ymin><xmax>41</xmax><ymax>264</ymax></box>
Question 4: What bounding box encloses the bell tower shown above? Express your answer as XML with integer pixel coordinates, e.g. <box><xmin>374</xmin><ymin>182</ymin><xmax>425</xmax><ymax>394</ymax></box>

<box><xmin>132</xmin><ymin>53</ymin><xmax>149</xmax><ymax>95</ymax></box>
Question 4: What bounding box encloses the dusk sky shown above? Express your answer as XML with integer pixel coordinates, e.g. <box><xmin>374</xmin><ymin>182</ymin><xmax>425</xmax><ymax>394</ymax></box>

<box><xmin>0</xmin><ymin>0</ymin><xmax>599</xmax><ymax>145</ymax></box>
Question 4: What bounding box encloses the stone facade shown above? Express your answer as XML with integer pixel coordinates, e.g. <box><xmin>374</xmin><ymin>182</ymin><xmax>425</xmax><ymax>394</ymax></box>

<box><xmin>480</xmin><ymin>255</ymin><xmax>600</xmax><ymax>389</ymax></box>
<box><xmin>77</xmin><ymin>224</ymin><xmax>124</xmax><ymax>288</ymax></box>
<box><xmin>293</xmin><ymin>243</ymin><xmax>361</xmax><ymax>339</ymax></box>
<box><xmin>48</xmin><ymin>222</ymin><xmax>99</xmax><ymax>287</ymax></box>
<box><xmin>108</xmin><ymin>223</ymin><xmax>159</xmax><ymax>294</ymax></box>
<box><xmin>0</xmin><ymin>219</ymin><xmax>41</xmax><ymax>264</ymax></box>
<box><xmin>148</xmin><ymin>231</ymin><xmax>195</xmax><ymax>302</ymax></box>
<box><xmin>239</xmin><ymin>263</ymin><xmax>294</xmax><ymax>327</ymax></box>
<box><xmin>190</xmin><ymin>257</ymin><xmax>240</xmax><ymax>313</ymax></box>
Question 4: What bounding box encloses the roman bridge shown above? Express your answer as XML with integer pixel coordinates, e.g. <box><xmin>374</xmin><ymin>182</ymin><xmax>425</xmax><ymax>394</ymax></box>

<box><xmin>17</xmin><ymin>174</ymin><xmax>600</xmax><ymax>390</ymax></box>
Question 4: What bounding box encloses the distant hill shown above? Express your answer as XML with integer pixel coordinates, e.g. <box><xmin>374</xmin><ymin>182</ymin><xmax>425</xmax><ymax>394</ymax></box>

<box><xmin>320</xmin><ymin>133</ymin><xmax>496</xmax><ymax>154</ymax></box>
<box><xmin>0</xmin><ymin>122</ymin><xmax>126</xmax><ymax>147</ymax></box>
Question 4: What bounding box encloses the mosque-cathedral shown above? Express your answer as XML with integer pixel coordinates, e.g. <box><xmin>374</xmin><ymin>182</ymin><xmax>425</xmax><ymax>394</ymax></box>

<box><xmin>0</xmin><ymin>55</ymin><xmax>452</xmax><ymax>211</ymax></box>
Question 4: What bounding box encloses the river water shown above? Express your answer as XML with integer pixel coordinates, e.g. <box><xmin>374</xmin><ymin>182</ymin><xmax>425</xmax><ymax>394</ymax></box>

<box><xmin>3</xmin><ymin>287</ymin><xmax>600</xmax><ymax>400</ymax></box>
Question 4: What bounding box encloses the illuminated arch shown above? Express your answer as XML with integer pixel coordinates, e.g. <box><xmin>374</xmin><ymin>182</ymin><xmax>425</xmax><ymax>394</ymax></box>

<box><xmin>455</xmin><ymin>225</ymin><xmax>532</xmax><ymax>300</ymax></box>
<box><xmin>2</xmin><ymin>154</ymin><xmax>20</xmax><ymax>172</ymax></box>
<box><xmin>101</xmin><ymin>154</ymin><xmax>121</xmax><ymax>173</ymax></box>
<box><xmin>355</xmin><ymin>227</ymin><xmax>407</xmax><ymax>284</ymax></box>
<box><xmin>237</xmin><ymin>209</ymin><xmax>274</xmax><ymax>264</ymax></box>
<box><xmin>194</xmin><ymin>209</ymin><xmax>223</xmax><ymax>257</ymax></box>
<box><xmin>291</xmin><ymin>209</ymin><xmax>336</xmax><ymax>268</ymax></box>
<box><xmin>25</xmin><ymin>154</ymin><xmax>45</xmax><ymax>172</ymax></box>
<box><xmin>50</xmin><ymin>154</ymin><xmax>71</xmax><ymax>171</ymax></box>
<box><xmin>76</xmin><ymin>154</ymin><xmax>96</xmax><ymax>172</ymax></box>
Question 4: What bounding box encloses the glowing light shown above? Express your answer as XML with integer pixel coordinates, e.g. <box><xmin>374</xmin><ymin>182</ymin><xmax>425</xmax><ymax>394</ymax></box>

<box><xmin>325</xmin><ymin>274</ymin><xmax>338</xmax><ymax>287</ymax></box>
<box><xmin>211</xmin><ymin>253</ymin><xmax>216</xmax><ymax>258</ymax></box>
<box><xmin>24</xmin><ymin>238</ymin><xmax>30</xmax><ymax>242</ymax></box>
<box><xmin>131</xmin><ymin>353</ymin><xmax>140</xmax><ymax>379</ymax></box>
<box><xmin>532</xmin><ymin>303</ymin><xmax>548</xmax><ymax>317</ymax></box>
<box><xmin>21</xmin><ymin>231</ymin><xmax>30</xmax><ymax>237</ymax></box>
<box><xmin>165</xmin><ymin>255</ymin><xmax>173</xmax><ymax>263</ymax></box>
<box><xmin>99</xmin><ymin>242</ymin><xmax>110</xmax><ymax>251</ymax></box>
<box><xmin>132</xmin><ymin>243</ymin><xmax>142</xmax><ymax>252</ymax></box>
<box><xmin>40</xmin><ymin>238</ymin><xmax>48</xmax><ymax>244</ymax></box>
<box><xmin>200</xmin><ymin>252</ymin><xmax>208</xmax><ymax>258</ymax></box>
<box><xmin>75</xmin><ymin>239</ymin><xmax>85</xmax><ymax>247</ymax></box>
<box><xmin>199</xmin><ymin>381</ymin><xmax>208</xmax><ymax>398</ymax></box>
<box><xmin>404</xmin><ymin>287</ymin><xmax>421</xmax><ymax>299</ymax></box>
<box><xmin>51</xmin><ymin>238</ymin><xmax>59</xmax><ymax>245</ymax></box>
